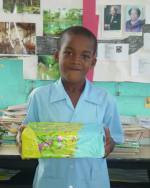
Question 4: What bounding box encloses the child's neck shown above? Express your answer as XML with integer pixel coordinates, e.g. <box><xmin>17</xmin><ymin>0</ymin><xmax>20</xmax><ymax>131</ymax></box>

<box><xmin>62</xmin><ymin>79</ymin><xmax>86</xmax><ymax>107</ymax></box>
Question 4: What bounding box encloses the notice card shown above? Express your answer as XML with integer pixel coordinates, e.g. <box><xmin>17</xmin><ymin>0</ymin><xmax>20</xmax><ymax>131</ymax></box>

<box><xmin>97</xmin><ymin>43</ymin><xmax>129</xmax><ymax>62</ymax></box>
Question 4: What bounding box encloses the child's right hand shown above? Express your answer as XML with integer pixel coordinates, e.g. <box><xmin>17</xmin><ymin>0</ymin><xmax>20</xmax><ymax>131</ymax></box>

<box><xmin>16</xmin><ymin>125</ymin><xmax>26</xmax><ymax>154</ymax></box>
<box><xmin>104</xmin><ymin>128</ymin><xmax>115</xmax><ymax>157</ymax></box>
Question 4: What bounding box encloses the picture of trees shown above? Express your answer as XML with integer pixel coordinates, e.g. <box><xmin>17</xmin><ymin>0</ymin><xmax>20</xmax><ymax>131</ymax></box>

<box><xmin>43</xmin><ymin>8</ymin><xmax>82</xmax><ymax>36</ymax></box>
<box><xmin>3</xmin><ymin>0</ymin><xmax>40</xmax><ymax>14</ymax></box>
<box><xmin>37</xmin><ymin>55</ymin><xmax>60</xmax><ymax>80</ymax></box>
<box><xmin>36</xmin><ymin>36</ymin><xmax>59</xmax><ymax>55</ymax></box>
<box><xmin>0</xmin><ymin>22</ymin><xmax>36</xmax><ymax>55</ymax></box>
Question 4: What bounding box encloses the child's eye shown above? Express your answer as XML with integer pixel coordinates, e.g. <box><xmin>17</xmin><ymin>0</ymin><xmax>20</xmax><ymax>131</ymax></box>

<box><xmin>63</xmin><ymin>51</ymin><xmax>73</xmax><ymax>56</ymax></box>
<box><xmin>81</xmin><ymin>54</ymin><xmax>91</xmax><ymax>60</ymax></box>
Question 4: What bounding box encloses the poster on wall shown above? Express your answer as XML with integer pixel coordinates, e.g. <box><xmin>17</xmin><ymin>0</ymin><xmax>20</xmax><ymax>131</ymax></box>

<box><xmin>97</xmin><ymin>4</ymin><xmax>122</xmax><ymax>39</ymax></box>
<box><xmin>37</xmin><ymin>55</ymin><xmax>60</xmax><ymax>80</ymax></box>
<box><xmin>103</xmin><ymin>5</ymin><xmax>121</xmax><ymax>31</ymax></box>
<box><xmin>43</xmin><ymin>0</ymin><xmax>82</xmax><ymax>36</ymax></box>
<box><xmin>124</xmin><ymin>5</ymin><xmax>145</xmax><ymax>33</ymax></box>
<box><xmin>97</xmin><ymin>43</ymin><xmax>129</xmax><ymax>61</ymax></box>
<box><xmin>3</xmin><ymin>0</ymin><xmax>40</xmax><ymax>14</ymax></box>
<box><xmin>0</xmin><ymin>0</ymin><xmax>42</xmax><ymax>36</ymax></box>
<box><xmin>96</xmin><ymin>0</ymin><xmax>147</xmax><ymax>39</ymax></box>
<box><xmin>36</xmin><ymin>36</ymin><xmax>58</xmax><ymax>55</ymax></box>
<box><xmin>22</xmin><ymin>55</ymin><xmax>60</xmax><ymax>80</ymax></box>
<box><xmin>93</xmin><ymin>0</ymin><xmax>150</xmax><ymax>83</ymax></box>
<box><xmin>0</xmin><ymin>22</ymin><xmax>36</xmax><ymax>55</ymax></box>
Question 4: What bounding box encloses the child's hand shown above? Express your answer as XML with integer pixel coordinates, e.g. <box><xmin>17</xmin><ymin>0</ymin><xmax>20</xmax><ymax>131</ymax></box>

<box><xmin>104</xmin><ymin>128</ymin><xmax>115</xmax><ymax>157</ymax></box>
<box><xmin>16</xmin><ymin>125</ymin><xmax>26</xmax><ymax>154</ymax></box>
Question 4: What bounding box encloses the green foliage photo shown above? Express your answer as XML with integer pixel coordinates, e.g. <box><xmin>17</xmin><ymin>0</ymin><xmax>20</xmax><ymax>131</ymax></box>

<box><xmin>3</xmin><ymin>0</ymin><xmax>40</xmax><ymax>14</ymax></box>
<box><xmin>37</xmin><ymin>55</ymin><xmax>60</xmax><ymax>80</ymax></box>
<box><xmin>43</xmin><ymin>8</ymin><xmax>82</xmax><ymax>36</ymax></box>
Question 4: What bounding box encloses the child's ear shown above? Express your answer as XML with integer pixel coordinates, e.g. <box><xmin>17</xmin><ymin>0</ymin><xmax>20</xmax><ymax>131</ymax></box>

<box><xmin>53</xmin><ymin>51</ymin><xmax>59</xmax><ymax>62</ymax></box>
<box><xmin>91</xmin><ymin>56</ymin><xmax>97</xmax><ymax>68</ymax></box>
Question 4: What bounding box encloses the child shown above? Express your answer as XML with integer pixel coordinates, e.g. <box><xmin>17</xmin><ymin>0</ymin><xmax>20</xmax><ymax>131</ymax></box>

<box><xmin>21</xmin><ymin>26</ymin><xmax>124</xmax><ymax>188</ymax></box>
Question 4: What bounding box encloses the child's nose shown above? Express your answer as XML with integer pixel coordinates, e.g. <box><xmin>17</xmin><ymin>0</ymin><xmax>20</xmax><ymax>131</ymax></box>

<box><xmin>72</xmin><ymin>55</ymin><xmax>82</xmax><ymax>64</ymax></box>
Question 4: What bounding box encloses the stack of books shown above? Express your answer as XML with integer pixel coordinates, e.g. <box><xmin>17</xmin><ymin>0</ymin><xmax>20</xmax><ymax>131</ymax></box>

<box><xmin>112</xmin><ymin>124</ymin><xmax>146</xmax><ymax>156</ymax></box>
<box><xmin>0</xmin><ymin>104</ymin><xmax>26</xmax><ymax>145</ymax></box>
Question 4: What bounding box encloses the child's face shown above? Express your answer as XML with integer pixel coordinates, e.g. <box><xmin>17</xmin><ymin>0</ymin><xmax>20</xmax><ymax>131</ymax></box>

<box><xmin>56</xmin><ymin>34</ymin><xmax>96</xmax><ymax>84</ymax></box>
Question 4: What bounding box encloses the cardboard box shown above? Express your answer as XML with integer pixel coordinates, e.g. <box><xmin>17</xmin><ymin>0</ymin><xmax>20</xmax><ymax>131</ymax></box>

<box><xmin>21</xmin><ymin>122</ymin><xmax>104</xmax><ymax>159</ymax></box>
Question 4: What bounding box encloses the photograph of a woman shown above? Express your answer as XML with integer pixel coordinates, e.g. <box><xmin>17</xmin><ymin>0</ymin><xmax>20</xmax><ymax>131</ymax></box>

<box><xmin>125</xmin><ymin>6</ymin><xmax>145</xmax><ymax>32</ymax></box>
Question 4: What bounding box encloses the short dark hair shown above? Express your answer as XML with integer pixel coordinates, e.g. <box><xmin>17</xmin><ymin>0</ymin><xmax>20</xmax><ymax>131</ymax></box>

<box><xmin>128</xmin><ymin>8</ymin><xmax>141</xmax><ymax>17</ymax></box>
<box><xmin>58</xmin><ymin>26</ymin><xmax>97</xmax><ymax>54</ymax></box>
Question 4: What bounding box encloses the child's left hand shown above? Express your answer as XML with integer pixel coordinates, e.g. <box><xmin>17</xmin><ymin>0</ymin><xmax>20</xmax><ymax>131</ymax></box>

<box><xmin>16</xmin><ymin>125</ymin><xmax>26</xmax><ymax>154</ymax></box>
<box><xmin>104</xmin><ymin>128</ymin><xmax>115</xmax><ymax>157</ymax></box>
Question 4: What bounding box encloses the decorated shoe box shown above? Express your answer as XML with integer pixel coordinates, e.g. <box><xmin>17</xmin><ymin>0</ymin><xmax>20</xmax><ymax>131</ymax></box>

<box><xmin>21</xmin><ymin>122</ymin><xmax>104</xmax><ymax>159</ymax></box>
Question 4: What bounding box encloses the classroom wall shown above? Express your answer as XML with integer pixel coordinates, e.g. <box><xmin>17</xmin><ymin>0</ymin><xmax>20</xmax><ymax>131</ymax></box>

<box><xmin>0</xmin><ymin>58</ymin><xmax>150</xmax><ymax>116</ymax></box>
<box><xmin>1</xmin><ymin>0</ymin><xmax>150</xmax><ymax>117</ymax></box>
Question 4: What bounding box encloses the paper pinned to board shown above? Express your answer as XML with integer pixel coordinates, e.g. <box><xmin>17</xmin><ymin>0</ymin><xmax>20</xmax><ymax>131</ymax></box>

<box><xmin>97</xmin><ymin>43</ymin><xmax>129</xmax><ymax>61</ymax></box>
<box><xmin>143</xmin><ymin>33</ymin><xmax>150</xmax><ymax>51</ymax></box>
<box><xmin>131</xmin><ymin>52</ymin><xmax>150</xmax><ymax>76</ymax></box>
<box><xmin>21</xmin><ymin>56</ymin><xmax>38</xmax><ymax>80</ymax></box>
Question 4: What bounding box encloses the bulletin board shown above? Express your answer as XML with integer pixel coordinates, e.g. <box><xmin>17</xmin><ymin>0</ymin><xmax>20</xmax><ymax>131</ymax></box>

<box><xmin>94</xmin><ymin>0</ymin><xmax>150</xmax><ymax>83</ymax></box>
<box><xmin>0</xmin><ymin>0</ymin><xmax>150</xmax><ymax>116</ymax></box>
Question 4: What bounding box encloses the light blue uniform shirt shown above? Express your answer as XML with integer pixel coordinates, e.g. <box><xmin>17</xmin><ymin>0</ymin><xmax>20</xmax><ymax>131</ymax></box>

<box><xmin>23</xmin><ymin>79</ymin><xmax>124</xmax><ymax>188</ymax></box>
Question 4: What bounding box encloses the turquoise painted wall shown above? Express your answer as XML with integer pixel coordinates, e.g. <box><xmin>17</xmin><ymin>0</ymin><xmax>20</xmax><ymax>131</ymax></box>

<box><xmin>0</xmin><ymin>58</ymin><xmax>150</xmax><ymax>116</ymax></box>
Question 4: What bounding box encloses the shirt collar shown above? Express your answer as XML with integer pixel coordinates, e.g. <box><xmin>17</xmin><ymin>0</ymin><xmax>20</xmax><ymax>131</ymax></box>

<box><xmin>83</xmin><ymin>79</ymin><xmax>101</xmax><ymax>105</ymax></box>
<box><xmin>50</xmin><ymin>78</ymin><xmax>101</xmax><ymax>105</ymax></box>
<box><xmin>49</xmin><ymin>78</ymin><xmax>66</xmax><ymax>103</ymax></box>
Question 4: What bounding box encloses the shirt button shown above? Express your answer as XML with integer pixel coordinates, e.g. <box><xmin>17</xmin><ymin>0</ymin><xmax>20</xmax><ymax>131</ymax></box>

<box><xmin>68</xmin><ymin>185</ymin><xmax>73</xmax><ymax>188</ymax></box>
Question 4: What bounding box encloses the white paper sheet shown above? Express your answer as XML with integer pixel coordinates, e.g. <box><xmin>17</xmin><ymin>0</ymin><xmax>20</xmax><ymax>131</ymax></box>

<box><xmin>97</xmin><ymin>43</ymin><xmax>129</xmax><ymax>61</ymax></box>
<box><xmin>93</xmin><ymin>59</ymin><xmax>130</xmax><ymax>82</ymax></box>
<box><xmin>143</xmin><ymin>33</ymin><xmax>150</xmax><ymax>51</ymax></box>
<box><xmin>131</xmin><ymin>53</ymin><xmax>139</xmax><ymax>76</ymax></box>
<box><xmin>131</xmin><ymin>52</ymin><xmax>150</xmax><ymax>75</ymax></box>
<box><xmin>145</xmin><ymin>4</ymin><xmax>150</xmax><ymax>24</ymax></box>
<box><xmin>94</xmin><ymin>49</ymin><xmax>150</xmax><ymax>82</ymax></box>
<box><xmin>21</xmin><ymin>56</ymin><xmax>38</xmax><ymax>80</ymax></box>
<box><xmin>96</xmin><ymin>4</ymin><xmax>123</xmax><ymax>40</ymax></box>
<box><xmin>130</xmin><ymin>51</ymin><xmax>150</xmax><ymax>82</ymax></box>
<box><xmin>138</xmin><ymin>58</ymin><xmax>150</xmax><ymax>74</ymax></box>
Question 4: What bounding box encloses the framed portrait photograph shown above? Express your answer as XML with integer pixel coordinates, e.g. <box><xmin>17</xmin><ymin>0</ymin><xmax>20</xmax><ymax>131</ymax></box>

<box><xmin>104</xmin><ymin>5</ymin><xmax>121</xmax><ymax>31</ymax></box>
<box><xmin>124</xmin><ymin>6</ymin><xmax>145</xmax><ymax>33</ymax></box>
<box><xmin>98</xmin><ymin>5</ymin><xmax>122</xmax><ymax>39</ymax></box>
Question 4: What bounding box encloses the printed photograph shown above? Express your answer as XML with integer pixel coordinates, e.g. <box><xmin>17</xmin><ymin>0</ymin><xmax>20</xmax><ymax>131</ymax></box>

<box><xmin>43</xmin><ymin>8</ymin><xmax>82</xmax><ymax>36</ymax></box>
<box><xmin>104</xmin><ymin>5</ymin><xmax>121</xmax><ymax>31</ymax></box>
<box><xmin>3</xmin><ymin>0</ymin><xmax>40</xmax><ymax>14</ymax></box>
<box><xmin>125</xmin><ymin>6</ymin><xmax>145</xmax><ymax>32</ymax></box>
<box><xmin>37</xmin><ymin>55</ymin><xmax>60</xmax><ymax>80</ymax></box>
<box><xmin>36</xmin><ymin>36</ymin><xmax>59</xmax><ymax>55</ymax></box>
<box><xmin>0</xmin><ymin>22</ymin><xmax>36</xmax><ymax>55</ymax></box>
